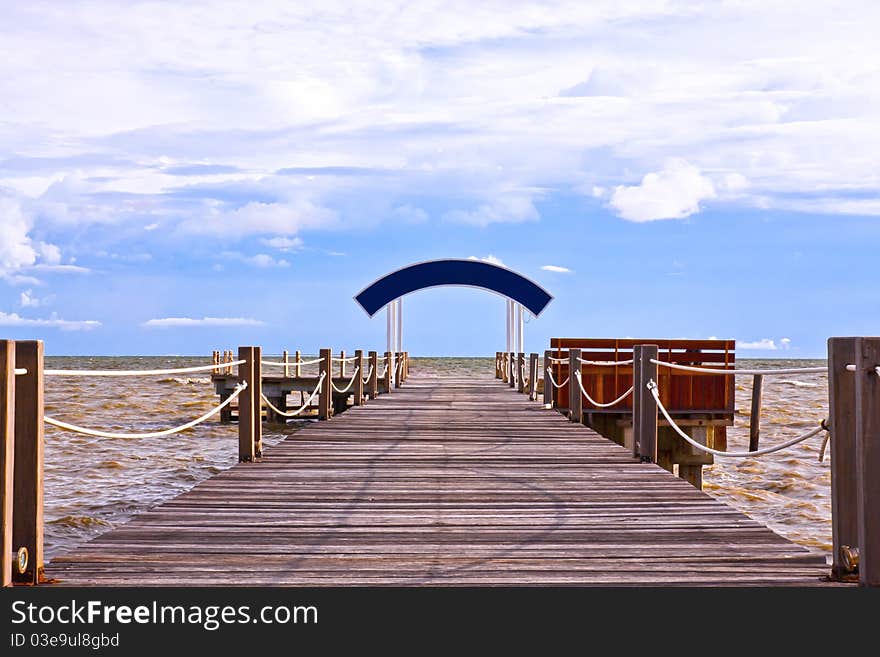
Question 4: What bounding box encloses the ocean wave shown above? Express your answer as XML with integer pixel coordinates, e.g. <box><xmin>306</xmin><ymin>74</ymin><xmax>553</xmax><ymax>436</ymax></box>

<box><xmin>777</xmin><ymin>379</ymin><xmax>820</xmax><ymax>388</ymax></box>
<box><xmin>48</xmin><ymin>515</ymin><xmax>111</xmax><ymax>528</ymax></box>
<box><xmin>158</xmin><ymin>376</ymin><xmax>212</xmax><ymax>385</ymax></box>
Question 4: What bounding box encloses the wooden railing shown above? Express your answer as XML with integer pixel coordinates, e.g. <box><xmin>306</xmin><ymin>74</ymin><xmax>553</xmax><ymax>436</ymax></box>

<box><xmin>497</xmin><ymin>337</ymin><xmax>880</xmax><ymax>587</ymax></box>
<box><xmin>0</xmin><ymin>341</ymin><xmax>408</xmax><ymax>587</ymax></box>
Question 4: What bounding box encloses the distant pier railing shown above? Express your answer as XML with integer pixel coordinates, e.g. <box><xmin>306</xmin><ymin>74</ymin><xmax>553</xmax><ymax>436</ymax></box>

<box><xmin>0</xmin><ymin>340</ymin><xmax>407</xmax><ymax>587</ymax></box>
<box><xmin>497</xmin><ymin>336</ymin><xmax>880</xmax><ymax>587</ymax></box>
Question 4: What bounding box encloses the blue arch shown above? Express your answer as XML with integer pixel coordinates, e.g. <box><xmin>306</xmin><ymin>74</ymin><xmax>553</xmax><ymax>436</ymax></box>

<box><xmin>354</xmin><ymin>259</ymin><xmax>553</xmax><ymax>317</ymax></box>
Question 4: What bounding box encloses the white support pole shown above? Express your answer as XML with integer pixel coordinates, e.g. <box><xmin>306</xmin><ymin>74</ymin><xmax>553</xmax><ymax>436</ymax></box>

<box><xmin>509</xmin><ymin>300</ymin><xmax>515</xmax><ymax>353</ymax></box>
<box><xmin>390</xmin><ymin>301</ymin><xmax>397</xmax><ymax>384</ymax></box>
<box><xmin>386</xmin><ymin>302</ymin><xmax>392</xmax><ymax>359</ymax></box>
<box><xmin>396</xmin><ymin>298</ymin><xmax>402</xmax><ymax>354</ymax></box>
<box><xmin>517</xmin><ymin>303</ymin><xmax>524</xmax><ymax>353</ymax></box>
<box><xmin>505</xmin><ymin>300</ymin><xmax>511</xmax><ymax>353</ymax></box>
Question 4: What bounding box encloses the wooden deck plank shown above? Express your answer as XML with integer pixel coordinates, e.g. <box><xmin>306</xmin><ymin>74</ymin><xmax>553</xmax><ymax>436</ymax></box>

<box><xmin>44</xmin><ymin>373</ymin><xmax>831</xmax><ymax>586</ymax></box>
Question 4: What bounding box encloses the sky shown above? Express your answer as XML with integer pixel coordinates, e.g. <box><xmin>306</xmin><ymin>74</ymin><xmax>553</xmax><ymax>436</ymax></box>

<box><xmin>1</xmin><ymin>1</ymin><xmax>879</xmax><ymax>357</ymax></box>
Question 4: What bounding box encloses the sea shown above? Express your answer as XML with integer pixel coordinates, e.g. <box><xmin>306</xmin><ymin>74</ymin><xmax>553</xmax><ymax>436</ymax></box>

<box><xmin>41</xmin><ymin>356</ymin><xmax>831</xmax><ymax>561</ymax></box>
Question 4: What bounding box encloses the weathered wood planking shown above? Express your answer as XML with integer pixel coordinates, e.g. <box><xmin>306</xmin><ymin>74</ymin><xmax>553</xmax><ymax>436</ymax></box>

<box><xmin>46</xmin><ymin>373</ymin><xmax>833</xmax><ymax>586</ymax></box>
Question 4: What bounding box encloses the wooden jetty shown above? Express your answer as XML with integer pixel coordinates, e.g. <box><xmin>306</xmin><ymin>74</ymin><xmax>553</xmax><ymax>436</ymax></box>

<box><xmin>2</xmin><ymin>337</ymin><xmax>879</xmax><ymax>586</ymax></box>
<box><xmin>45</xmin><ymin>370</ymin><xmax>829</xmax><ymax>586</ymax></box>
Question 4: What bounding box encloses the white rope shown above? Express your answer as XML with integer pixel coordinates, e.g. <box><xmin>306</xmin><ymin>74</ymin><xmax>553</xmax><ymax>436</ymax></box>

<box><xmin>45</xmin><ymin>361</ymin><xmax>246</xmax><ymax>377</ymax></box>
<box><xmin>331</xmin><ymin>356</ymin><xmax>358</xmax><ymax>363</ymax></box>
<box><xmin>546</xmin><ymin>356</ymin><xmax>568</xmax><ymax>363</ymax></box>
<box><xmin>647</xmin><ymin>380</ymin><xmax>826</xmax><ymax>458</ymax></box>
<box><xmin>378</xmin><ymin>364</ymin><xmax>389</xmax><ymax>379</ymax></box>
<box><xmin>331</xmin><ymin>366</ymin><xmax>360</xmax><ymax>393</ymax></box>
<box><xmin>260</xmin><ymin>373</ymin><xmax>324</xmax><ymax>418</ymax></box>
<box><xmin>45</xmin><ymin>382</ymin><xmax>247</xmax><ymax>438</ymax></box>
<box><xmin>261</xmin><ymin>357</ymin><xmax>322</xmax><ymax>367</ymax></box>
<box><xmin>649</xmin><ymin>360</ymin><xmax>824</xmax><ymax>376</ymax></box>
<box><xmin>14</xmin><ymin>368</ymin><xmax>27</xmax><ymax>375</ymax></box>
<box><xmin>574</xmin><ymin>371</ymin><xmax>633</xmax><ymax>407</ymax></box>
<box><xmin>361</xmin><ymin>364</ymin><xmax>374</xmax><ymax>383</ymax></box>
<box><xmin>545</xmin><ymin>367</ymin><xmax>569</xmax><ymax>389</ymax></box>
<box><xmin>577</xmin><ymin>358</ymin><xmax>634</xmax><ymax>366</ymax></box>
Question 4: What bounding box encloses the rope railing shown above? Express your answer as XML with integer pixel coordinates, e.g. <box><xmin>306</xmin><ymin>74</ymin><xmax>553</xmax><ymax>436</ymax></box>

<box><xmin>14</xmin><ymin>368</ymin><xmax>27</xmax><ymax>375</ymax></box>
<box><xmin>545</xmin><ymin>367</ymin><xmax>569</xmax><ymax>389</ymax></box>
<box><xmin>361</xmin><ymin>364</ymin><xmax>374</xmax><ymax>383</ymax></box>
<box><xmin>649</xmin><ymin>360</ymin><xmax>825</xmax><ymax>376</ymax></box>
<box><xmin>574</xmin><ymin>371</ymin><xmax>633</xmax><ymax>408</ymax></box>
<box><xmin>261</xmin><ymin>357</ymin><xmax>322</xmax><ymax>367</ymax></box>
<box><xmin>44</xmin><ymin>382</ymin><xmax>247</xmax><ymax>439</ymax></box>
<box><xmin>331</xmin><ymin>356</ymin><xmax>358</xmax><ymax>363</ymax></box>
<box><xmin>577</xmin><ymin>358</ymin><xmax>634</xmax><ymax>366</ymax></box>
<box><xmin>260</xmin><ymin>374</ymin><xmax>325</xmax><ymax>418</ymax></box>
<box><xmin>546</xmin><ymin>356</ymin><xmax>568</xmax><ymax>364</ymax></box>
<box><xmin>646</xmin><ymin>380</ymin><xmax>827</xmax><ymax>458</ymax></box>
<box><xmin>44</xmin><ymin>361</ymin><xmax>246</xmax><ymax>377</ymax></box>
<box><xmin>331</xmin><ymin>366</ymin><xmax>361</xmax><ymax>393</ymax></box>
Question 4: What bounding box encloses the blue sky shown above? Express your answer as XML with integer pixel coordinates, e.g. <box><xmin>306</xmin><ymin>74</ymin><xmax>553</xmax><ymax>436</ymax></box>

<box><xmin>1</xmin><ymin>1</ymin><xmax>879</xmax><ymax>357</ymax></box>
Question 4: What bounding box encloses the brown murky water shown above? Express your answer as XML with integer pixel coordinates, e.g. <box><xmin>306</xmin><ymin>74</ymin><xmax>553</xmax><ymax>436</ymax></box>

<box><xmin>42</xmin><ymin>356</ymin><xmax>830</xmax><ymax>561</ymax></box>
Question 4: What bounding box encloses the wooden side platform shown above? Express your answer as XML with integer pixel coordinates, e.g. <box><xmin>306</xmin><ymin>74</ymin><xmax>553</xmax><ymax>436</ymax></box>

<box><xmin>45</xmin><ymin>372</ymin><xmax>831</xmax><ymax>586</ymax></box>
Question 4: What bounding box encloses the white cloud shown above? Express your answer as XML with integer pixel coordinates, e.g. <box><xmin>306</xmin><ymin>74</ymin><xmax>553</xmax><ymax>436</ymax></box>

<box><xmin>0</xmin><ymin>196</ymin><xmax>37</xmax><ymax>276</ymax></box>
<box><xmin>393</xmin><ymin>205</ymin><xmax>428</xmax><ymax>223</ymax></box>
<box><xmin>143</xmin><ymin>316</ymin><xmax>265</xmax><ymax>328</ymax></box>
<box><xmin>246</xmin><ymin>253</ymin><xmax>289</xmax><ymax>268</ymax></box>
<box><xmin>610</xmin><ymin>159</ymin><xmax>716</xmax><ymax>222</ymax></box>
<box><xmin>468</xmin><ymin>255</ymin><xmax>506</xmax><ymax>267</ymax></box>
<box><xmin>0</xmin><ymin>0</ymin><xmax>879</xmax><ymax>260</ymax></box>
<box><xmin>260</xmin><ymin>236</ymin><xmax>303</xmax><ymax>251</ymax></box>
<box><xmin>19</xmin><ymin>289</ymin><xmax>54</xmax><ymax>307</ymax></box>
<box><xmin>178</xmin><ymin>200</ymin><xmax>337</xmax><ymax>238</ymax></box>
<box><xmin>445</xmin><ymin>196</ymin><xmax>538</xmax><ymax>227</ymax></box>
<box><xmin>541</xmin><ymin>265</ymin><xmax>571</xmax><ymax>273</ymax></box>
<box><xmin>36</xmin><ymin>242</ymin><xmax>61</xmax><ymax>265</ymax></box>
<box><xmin>0</xmin><ymin>311</ymin><xmax>100</xmax><ymax>331</ymax></box>
<box><xmin>28</xmin><ymin>264</ymin><xmax>91</xmax><ymax>274</ymax></box>
<box><xmin>222</xmin><ymin>251</ymin><xmax>290</xmax><ymax>268</ymax></box>
<box><xmin>738</xmin><ymin>338</ymin><xmax>779</xmax><ymax>351</ymax></box>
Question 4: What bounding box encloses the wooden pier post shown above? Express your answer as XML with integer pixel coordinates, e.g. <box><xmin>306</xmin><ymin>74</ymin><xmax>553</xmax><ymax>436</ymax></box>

<box><xmin>543</xmin><ymin>350</ymin><xmax>552</xmax><ymax>406</ymax></box>
<box><xmin>395</xmin><ymin>353</ymin><xmax>402</xmax><ymax>388</ymax></box>
<box><xmin>509</xmin><ymin>352</ymin><xmax>516</xmax><ymax>389</ymax></box>
<box><xmin>295</xmin><ymin>350</ymin><xmax>302</xmax><ymax>378</ymax></box>
<box><xmin>354</xmin><ymin>349</ymin><xmax>364</xmax><ymax>405</ymax></box>
<box><xmin>13</xmin><ymin>340</ymin><xmax>43</xmax><ymax>584</ymax></box>
<box><xmin>529</xmin><ymin>353</ymin><xmax>538</xmax><ymax>401</ymax></box>
<box><xmin>517</xmin><ymin>353</ymin><xmax>525</xmax><ymax>394</ymax></box>
<box><xmin>501</xmin><ymin>353</ymin><xmax>508</xmax><ymax>383</ymax></box>
<box><xmin>319</xmin><ymin>348</ymin><xmax>333</xmax><ymax>420</ymax></box>
<box><xmin>252</xmin><ymin>346</ymin><xmax>262</xmax><ymax>458</ymax></box>
<box><xmin>0</xmin><ymin>341</ymin><xmax>14</xmax><ymax>587</ymax></box>
<box><xmin>237</xmin><ymin>347</ymin><xmax>257</xmax><ymax>462</ymax></box>
<box><xmin>368</xmin><ymin>351</ymin><xmax>379</xmax><ymax>400</ymax></box>
<box><xmin>283</xmin><ymin>350</ymin><xmax>289</xmax><ymax>378</ymax></box>
<box><xmin>829</xmin><ymin>338</ymin><xmax>859</xmax><ymax>580</ymax></box>
<box><xmin>749</xmin><ymin>374</ymin><xmax>763</xmax><ymax>451</ymax></box>
<box><xmin>496</xmin><ymin>352</ymin><xmax>501</xmax><ymax>379</ymax></box>
<box><xmin>852</xmin><ymin>337</ymin><xmax>880</xmax><ymax>586</ymax></box>
<box><xmin>384</xmin><ymin>352</ymin><xmax>393</xmax><ymax>395</ymax></box>
<box><xmin>633</xmin><ymin>345</ymin><xmax>658</xmax><ymax>463</ymax></box>
<box><xmin>568</xmin><ymin>348</ymin><xmax>582</xmax><ymax>423</ymax></box>
<box><xmin>340</xmin><ymin>350</ymin><xmax>346</xmax><ymax>378</ymax></box>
